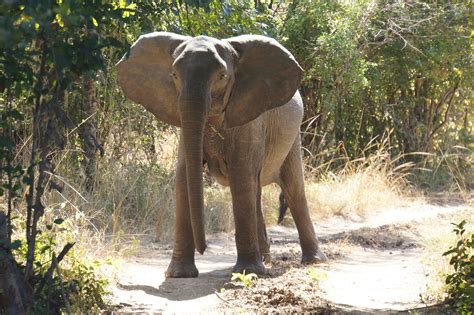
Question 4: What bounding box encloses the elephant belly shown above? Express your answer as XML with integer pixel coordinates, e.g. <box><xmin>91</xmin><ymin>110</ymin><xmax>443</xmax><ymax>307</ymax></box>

<box><xmin>260</xmin><ymin>94</ymin><xmax>303</xmax><ymax>186</ymax></box>
<box><xmin>204</xmin><ymin>93</ymin><xmax>303</xmax><ymax>188</ymax></box>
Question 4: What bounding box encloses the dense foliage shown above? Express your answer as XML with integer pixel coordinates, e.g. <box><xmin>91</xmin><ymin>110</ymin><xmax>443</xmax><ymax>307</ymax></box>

<box><xmin>1</xmin><ymin>0</ymin><xmax>130</xmax><ymax>312</ymax></box>
<box><xmin>0</xmin><ymin>0</ymin><xmax>472</xmax><ymax>312</ymax></box>
<box><xmin>282</xmin><ymin>0</ymin><xmax>472</xmax><ymax>188</ymax></box>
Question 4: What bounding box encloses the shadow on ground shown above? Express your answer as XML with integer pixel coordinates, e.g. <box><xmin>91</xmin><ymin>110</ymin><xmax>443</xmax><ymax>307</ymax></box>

<box><xmin>321</xmin><ymin>223</ymin><xmax>419</xmax><ymax>250</ymax></box>
<box><xmin>117</xmin><ymin>267</ymin><xmax>231</xmax><ymax>301</ymax></box>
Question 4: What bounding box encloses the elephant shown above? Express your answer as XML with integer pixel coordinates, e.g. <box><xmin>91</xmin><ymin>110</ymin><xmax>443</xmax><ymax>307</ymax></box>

<box><xmin>116</xmin><ymin>32</ymin><xmax>326</xmax><ymax>278</ymax></box>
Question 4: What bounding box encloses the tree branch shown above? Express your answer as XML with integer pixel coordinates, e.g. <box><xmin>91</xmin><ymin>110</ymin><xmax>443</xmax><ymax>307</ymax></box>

<box><xmin>34</xmin><ymin>242</ymin><xmax>75</xmax><ymax>296</ymax></box>
<box><xmin>428</xmin><ymin>83</ymin><xmax>459</xmax><ymax>141</ymax></box>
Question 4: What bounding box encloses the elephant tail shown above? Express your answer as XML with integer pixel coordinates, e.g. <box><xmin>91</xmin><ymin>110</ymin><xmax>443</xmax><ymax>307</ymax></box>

<box><xmin>277</xmin><ymin>191</ymin><xmax>288</xmax><ymax>224</ymax></box>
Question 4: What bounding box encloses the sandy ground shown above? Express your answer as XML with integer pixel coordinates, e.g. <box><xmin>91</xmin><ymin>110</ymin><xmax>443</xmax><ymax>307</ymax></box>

<box><xmin>108</xmin><ymin>201</ymin><xmax>471</xmax><ymax>314</ymax></box>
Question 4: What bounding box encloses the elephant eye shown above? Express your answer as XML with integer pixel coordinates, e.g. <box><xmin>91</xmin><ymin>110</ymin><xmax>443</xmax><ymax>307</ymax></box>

<box><xmin>171</xmin><ymin>72</ymin><xmax>178</xmax><ymax>80</ymax></box>
<box><xmin>219</xmin><ymin>72</ymin><xmax>228</xmax><ymax>80</ymax></box>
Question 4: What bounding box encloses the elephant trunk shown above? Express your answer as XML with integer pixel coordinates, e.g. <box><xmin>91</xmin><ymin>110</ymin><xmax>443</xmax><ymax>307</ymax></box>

<box><xmin>180</xmin><ymin>103</ymin><xmax>207</xmax><ymax>255</ymax></box>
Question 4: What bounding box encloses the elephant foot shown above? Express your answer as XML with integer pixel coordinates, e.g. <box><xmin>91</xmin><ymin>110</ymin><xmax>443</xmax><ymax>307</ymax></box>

<box><xmin>232</xmin><ymin>256</ymin><xmax>266</xmax><ymax>275</ymax></box>
<box><xmin>165</xmin><ymin>258</ymin><xmax>199</xmax><ymax>278</ymax></box>
<box><xmin>302</xmin><ymin>248</ymin><xmax>327</xmax><ymax>265</ymax></box>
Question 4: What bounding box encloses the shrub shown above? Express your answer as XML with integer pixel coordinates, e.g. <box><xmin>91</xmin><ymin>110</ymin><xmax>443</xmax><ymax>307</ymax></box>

<box><xmin>442</xmin><ymin>220</ymin><xmax>474</xmax><ymax>313</ymax></box>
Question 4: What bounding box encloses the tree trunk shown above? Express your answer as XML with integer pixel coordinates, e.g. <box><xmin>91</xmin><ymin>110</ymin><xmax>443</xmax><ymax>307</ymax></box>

<box><xmin>0</xmin><ymin>212</ymin><xmax>32</xmax><ymax>314</ymax></box>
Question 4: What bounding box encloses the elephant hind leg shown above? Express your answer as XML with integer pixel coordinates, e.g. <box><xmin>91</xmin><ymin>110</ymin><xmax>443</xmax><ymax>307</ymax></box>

<box><xmin>278</xmin><ymin>137</ymin><xmax>327</xmax><ymax>264</ymax></box>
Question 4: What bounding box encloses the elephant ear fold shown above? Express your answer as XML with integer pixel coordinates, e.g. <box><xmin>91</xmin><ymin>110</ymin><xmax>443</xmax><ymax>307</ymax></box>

<box><xmin>116</xmin><ymin>32</ymin><xmax>190</xmax><ymax>127</ymax></box>
<box><xmin>224</xmin><ymin>35</ymin><xmax>303</xmax><ymax>128</ymax></box>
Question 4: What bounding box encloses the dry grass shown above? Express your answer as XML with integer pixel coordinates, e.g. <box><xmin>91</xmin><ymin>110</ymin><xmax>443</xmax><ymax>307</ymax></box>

<box><xmin>302</xmin><ymin>134</ymin><xmax>413</xmax><ymax>220</ymax></box>
<box><xmin>304</xmin><ymin>164</ymin><xmax>407</xmax><ymax>220</ymax></box>
<box><xmin>46</xmin><ymin>130</ymin><xmax>180</xmax><ymax>248</ymax></box>
<box><xmin>204</xmin><ymin>184</ymin><xmax>234</xmax><ymax>233</ymax></box>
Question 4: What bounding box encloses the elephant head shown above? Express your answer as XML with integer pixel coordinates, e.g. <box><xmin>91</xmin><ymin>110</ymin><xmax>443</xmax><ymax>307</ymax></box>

<box><xmin>116</xmin><ymin>32</ymin><xmax>303</xmax><ymax>255</ymax></box>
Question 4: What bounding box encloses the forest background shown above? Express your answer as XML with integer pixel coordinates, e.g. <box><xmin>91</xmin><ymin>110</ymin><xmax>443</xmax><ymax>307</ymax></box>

<box><xmin>0</xmin><ymin>0</ymin><xmax>472</xmax><ymax>313</ymax></box>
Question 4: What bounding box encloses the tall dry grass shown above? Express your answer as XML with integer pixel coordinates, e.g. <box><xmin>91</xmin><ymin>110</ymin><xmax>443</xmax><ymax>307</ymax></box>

<box><xmin>301</xmin><ymin>132</ymin><xmax>414</xmax><ymax>220</ymax></box>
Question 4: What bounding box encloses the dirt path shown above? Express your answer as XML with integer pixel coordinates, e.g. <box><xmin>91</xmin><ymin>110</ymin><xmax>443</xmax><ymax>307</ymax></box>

<box><xmin>109</xmin><ymin>201</ymin><xmax>471</xmax><ymax>313</ymax></box>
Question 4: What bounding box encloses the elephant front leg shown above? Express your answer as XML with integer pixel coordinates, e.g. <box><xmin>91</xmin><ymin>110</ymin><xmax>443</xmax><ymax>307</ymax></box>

<box><xmin>229</xmin><ymin>171</ymin><xmax>266</xmax><ymax>275</ymax></box>
<box><xmin>165</xmin><ymin>145</ymin><xmax>198</xmax><ymax>278</ymax></box>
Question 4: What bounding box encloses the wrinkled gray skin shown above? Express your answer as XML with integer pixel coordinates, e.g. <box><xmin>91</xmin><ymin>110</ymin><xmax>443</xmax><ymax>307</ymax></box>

<box><xmin>117</xmin><ymin>32</ymin><xmax>326</xmax><ymax>278</ymax></box>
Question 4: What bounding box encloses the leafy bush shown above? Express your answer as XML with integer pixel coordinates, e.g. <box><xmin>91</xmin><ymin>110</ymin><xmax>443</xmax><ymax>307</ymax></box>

<box><xmin>11</xmin><ymin>217</ymin><xmax>110</xmax><ymax>314</ymax></box>
<box><xmin>61</xmin><ymin>257</ymin><xmax>110</xmax><ymax>313</ymax></box>
<box><xmin>443</xmin><ymin>220</ymin><xmax>474</xmax><ymax>313</ymax></box>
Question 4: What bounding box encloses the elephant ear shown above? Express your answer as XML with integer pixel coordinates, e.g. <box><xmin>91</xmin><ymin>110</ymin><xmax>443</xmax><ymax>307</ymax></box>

<box><xmin>116</xmin><ymin>32</ymin><xmax>190</xmax><ymax>127</ymax></box>
<box><xmin>224</xmin><ymin>35</ymin><xmax>303</xmax><ymax>128</ymax></box>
